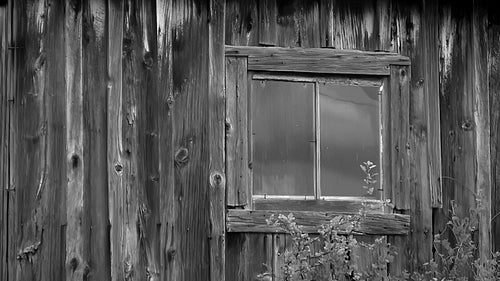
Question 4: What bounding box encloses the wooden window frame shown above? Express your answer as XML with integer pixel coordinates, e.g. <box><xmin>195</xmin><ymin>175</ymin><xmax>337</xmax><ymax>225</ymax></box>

<box><xmin>225</xmin><ymin>46</ymin><xmax>411</xmax><ymax>235</ymax></box>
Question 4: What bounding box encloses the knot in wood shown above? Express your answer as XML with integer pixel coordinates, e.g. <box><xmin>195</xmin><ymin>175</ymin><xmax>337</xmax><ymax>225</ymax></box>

<box><xmin>461</xmin><ymin>120</ymin><xmax>474</xmax><ymax>131</ymax></box>
<box><xmin>71</xmin><ymin>154</ymin><xmax>80</xmax><ymax>168</ymax></box>
<box><xmin>210</xmin><ymin>172</ymin><xmax>225</xmax><ymax>188</ymax></box>
<box><xmin>416</xmin><ymin>78</ymin><xmax>424</xmax><ymax>86</ymax></box>
<box><xmin>174</xmin><ymin>148</ymin><xmax>189</xmax><ymax>167</ymax></box>
<box><xmin>70</xmin><ymin>257</ymin><xmax>79</xmax><ymax>271</ymax></box>
<box><xmin>167</xmin><ymin>249</ymin><xmax>176</xmax><ymax>261</ymax></box>
<box><xmin>114</xmin><ymin>163</ymin><xmax>123</xmax><ymax>173</ymax></box>
<box><xmin>143</xmin><ymin>52</ymin><xmax>154</xmax><ymax>69</ymax></box>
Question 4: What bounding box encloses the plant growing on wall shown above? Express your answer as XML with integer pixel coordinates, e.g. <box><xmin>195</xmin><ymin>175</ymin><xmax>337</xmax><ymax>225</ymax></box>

<box><xmin>257</xmin><ymin>163</ymin><xmax>500</xmax><ymax>281</ymax></box>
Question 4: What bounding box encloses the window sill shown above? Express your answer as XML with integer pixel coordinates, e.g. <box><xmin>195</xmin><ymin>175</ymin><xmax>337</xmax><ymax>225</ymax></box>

<box><xmin>226</xmin><ymin>209</ymin><xmax>410</xmax><ymax>235</ymax></box>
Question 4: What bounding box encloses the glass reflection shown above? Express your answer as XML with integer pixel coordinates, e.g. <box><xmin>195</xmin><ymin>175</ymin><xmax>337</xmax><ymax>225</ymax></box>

<box><xmin>252</xmin><ymin>80</ymin><xmax>315</xmax><ymax>196</ymax></box>
<box><xmin>319</xmin><ymin>83</ymin><xmax>380</xmax><ymax>197</ymax></box>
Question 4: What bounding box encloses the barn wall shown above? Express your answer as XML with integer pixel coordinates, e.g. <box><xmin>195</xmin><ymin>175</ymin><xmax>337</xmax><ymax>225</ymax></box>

<box><xmin>0</xmin><ymin>0</ymin><xmax>224</xmax><ymax>280</ymax></box>
<box><xmin>0</xmin><ymin>0</ymin><xmax>498</xmax><ymax>280</ymax></box>
<box><xmin>225</xmin><ymin>0</ymin><xmax>495</xmax><ymax>278</ymax></box>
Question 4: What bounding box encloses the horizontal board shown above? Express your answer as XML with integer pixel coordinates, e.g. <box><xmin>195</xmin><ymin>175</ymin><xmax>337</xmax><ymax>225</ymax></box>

<box><xmin>252</xmin><ymin>73</ymin><xmax>382</xmax><ymax>86</ymax></box>
<box><xmin>253</xmin><ymin>197</ymin><xmax>385</xmax><ymax>213</ymax></box>
<box><xmin>226</xmin><ymin>46</ymin><xmax>410</xmax><ymax>76</ymax></box>
<box><xmin>227</xmin><ymin>210</ymin><xmax>410</xmax><ymax>235</ymax></box>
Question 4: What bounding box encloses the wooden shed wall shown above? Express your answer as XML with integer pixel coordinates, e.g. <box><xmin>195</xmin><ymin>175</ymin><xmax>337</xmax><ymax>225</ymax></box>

<box><xmin>1</xmin><ymin>0</ymin><xmax>225</xmax><ymax>280</ymax></box>
<box><xmin>0</xmin><ymin>0</ymin><xmax>499</xmax><ymax>281</ymax></box>
<box><xmin>225</xmin><ymin>0</ymin><xmax>499</xmax><ymax>279</ymax></box>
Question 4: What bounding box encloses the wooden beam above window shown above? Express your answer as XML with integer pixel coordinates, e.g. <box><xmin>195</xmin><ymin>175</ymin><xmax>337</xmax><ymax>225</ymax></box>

<box><xmin>225</xmin><ymin>45</ymin><xmax>411</xmax><ymax>76</ymax></box>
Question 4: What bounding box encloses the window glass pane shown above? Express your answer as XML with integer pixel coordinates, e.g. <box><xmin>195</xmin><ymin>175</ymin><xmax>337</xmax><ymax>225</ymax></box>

<box><xmin>320</xmin><ymin>83</ymin><xmax>380</xmax><ymax>197</ymax></box>
<box><xmin>252</xmin><ymin>80</ymin><xmax>315</xmax><ymax>196</ymax></box>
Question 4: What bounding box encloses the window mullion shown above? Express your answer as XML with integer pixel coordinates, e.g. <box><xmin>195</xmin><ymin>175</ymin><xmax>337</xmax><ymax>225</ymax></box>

<box><xmin>315</xmin><ymin>81</ymin><xmax>321</xmax><ymax>199</ymax></box>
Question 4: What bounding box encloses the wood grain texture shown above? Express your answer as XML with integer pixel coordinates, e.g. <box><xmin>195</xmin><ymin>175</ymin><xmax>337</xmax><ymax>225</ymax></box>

<box><xmin>40</xmin><ymin>0</ymin><xmax>67</xmax><ymax>279</ymax></box>
<box><xmin>170</xmin><ymin>0</ymin><xmax>211</xmax><ymax>279</ymax></box>
<box><xmin>472</xmin><ymin>0</ymin><xmax>491</xmax><ymax>262</ymax></box>
<box><xmin>226</xmin><ymin>45</ymin><xmax>410</xmax><ymax>63</ymax></box>
<box><xmin>156</xmin><ymin>0</ymin><xmax>177</xmax><ymax>280</ymax></box>
<box><xmin>226</xmin><ymin>46</ymin><xmax>410</xmax><ymax>76</ymax></box>
<box><xmin>225</xmin><ymin>0</ymin><xmax>258</xmax><ymax>46</ymax></box>
<box><xmin>422</xmin><ymin>0</ymin><xmax>443</xmax><ymax>208</ymax></box>
<box><xmin>226</xmin><ymin>233</ymin><xmax>274</xmax><ymax>281</ymax></box>
<box><xmin>12</xmin><ymin>1</ymin><xmax>43</xmax><ymax>279</ymax></box>
<box><xmin>253</xmin><ymin>198</ymin><xmax>385</xmax><ymax>213</ymax></box>
<box><xmin>275</xmin><ymin>0</ymin><xmax>320</xmax><ymax>48</ymax></box>
<box><xmin>125</xmin><ymin>1</ymin><xmax>161</xmax><ymax>280</ymax></box>
<box><xmin>489</xmin><ymin>8</ymin><xmax>500</xmax><ymax>254</ymax></box>
<box><xmin>258</xmin><ymin>0</ymin><xmax>276</xmax><ymax>46</ymax></box>
<box><xmin>227</xmin><ymin>210</ymin><xmax>410</xmax><ymax>235</ymax></box>
<box><xmin>209</xmin><ymin>0</ymin><xmax>226</xmax><ymax>280</ymax></box>
<box><xmin>82</xmin><ymin>0</ymin><xmax>111</xmax><ymax>279</ymax></box>
<box><xmin>391</xmin><ymin>0</ymin><xmax>433</xmax><ymax>273</ymax></box>
<box><xmin>9</xmin><ymin>1</ymin><xmax>67</xmax><ymax>280</ymax></box>
<box><xmin>65</xmin><ymin>0</ymin><xmax>86</xmax><ymax>280</ymax></box>
<box><xmin>225</xmin><ymin>57</ymin><xmax>249</xmax><ymax>207</ymax></box>
<box><xmin>434</xmin><ymin>5</ymin><xmax>477</xmax><ymax>276</ymax></box>
<box><xmin>6</xmin><ymin>1</ymin><xmax>18</xmax><ymax>279</ymax></box>
<box><xmin>0</xmin><ymin>3</ymin><xmax>8</xmax><ymax>280</ymax></box>
<box><xmin>107</xmin><ymin>0</ymin><xmax>125</xmax><ymax>279</ymax></box>
<box><xmin>328</xmin><ymin>0</ymin><xmax>392</xmax><ymax>51</ymax></box>
<box><xmin>390</xmin><ymin>66</ymin><xmax>410</xmax><ymax>210</ymax></box>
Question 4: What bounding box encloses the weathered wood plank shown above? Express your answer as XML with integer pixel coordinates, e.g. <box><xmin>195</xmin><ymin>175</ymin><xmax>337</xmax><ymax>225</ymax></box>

<box><xmin>6</xmin><ymin>0</ymin><xmax>19</xmax><ymax>279</ymax></box>
<box><xmin>489</xmin><ymin>7</ymin><xmax>500</xmax><ymax>254</ymax></box>
<box><xmin>0</xmin><ymin>3</ymin><xmax>8</xmax><ymax>280</ymax></box>
<box><xmin>12</xmin><ymin>1</ymin><xmax>43</xmax><ymax>279</ymax></box>
<box><xmin>258</xmin><ymin>0</ymin><xmax>276</xmax><ymax>46</ymax></box>
<box><xmin>435</xmin><ymin>3</ymin><xmax>477</xmax><ymax>270</ymax></box>
<box><xmin>423</xmin><ymin>0</ymin><xmax>442</xmax><ymax>208</ymax></box>
<box><xmin>209</xmin><ymin>0</ymin><xmax>226</xmax><ymax>280</ymax></box>
<box><xmin>381</xmin><ymin>77</ymin><xmax>392</xmax><ymax>208</ymax></box>
<box><xmin>226</xmin><ymin>233</ymin><xmax>274</xmax><ymax>281</ymax></box>
<box><xmin>472</xmin><ymin>0</ymin><xmax>491</xmax><ymax>263</ymax></box>
<box><xmin>319</xmin><ymin>0</ymin><xmax>334</xmax><ymax>47</ymax></box>
<box><xmin>276</xmin><ymin>0</ymin><xmax>320</xmax><ymax>48</ymax></box>
<box><xmin>40</xmin><ymin>0</ymin><xmax>67</xmax><ymax>279</ymax></box>
<box><xmin>82</xmin><ymin>0</ymin><xmax>111</xmax><ymax>279</ymax></box>
<box><xmin>226</xmin><ymin>45</ymin><xmax>411</xmax><ymax>63</ymax></box>
<box><xmin>227</xmin><ymin>46</ymin><xmax>410</xmax><ymax>73</ymax></box>
<box><xmin>391</xmin><ymin>0</ymin><xmax>433</xmax><ymax>273</ymax></box>
<box><xmin>123</xmin><ymin>1</ymin><xmax>162</xmax><ymax>280</ymax></box>
<box><xmin>253</xmin><ymin>198</ymin><xmax>385</xmax><ymax>213</ymax></box>
<box><xmin>390</xmin><ymin>66</ymin><xmax>410</xmax><ymax>210</ymax></box>
<box><xmin>227</xmin><ymin>46</ymin><xmax>407</xmax><ymax>75</ymax></box>
<box><xmin>225</xmin><ymin>57</ymin><xmax>249</xmax><ymax>207</ymax></box>
<box><xmin>388</xmin><ymin>234</ymin><xmax>410</xmax><ymax>278</ymax></box>
<box><xmin>328</xmin><ymin>0</ymin><xmax>392</xmax><ymax>51</ymax></box>
<box><xmin>354</xmin><ymin>235</ymin><xmax>389</xmax><ymax>279</ymax></box>
<box><xmin>225</xmin><ymin>0</ymin><xmax>259</xmax><ymax>46</ymax></box>
<box><xmin>248</xmin><ymin>56</ymin><xmax>391</xmax><ymax>75</ymax></box>
<box><xmin>227</xmin><ymin>210</ymin><xmax>410</xmax><ymax>235</ymax></box>
<box><xmin>252</xmin><ymin>73</ymin><xmax>383</xmax><ymax>86</ymax></box>
<box><xmin>107</xmin><ymin>0</ymin><xmax>125</xmax><ymax>280</ymax></box>
<box><xmin>156</xmin><ymin>0</ymin><xmax>178</xmax><ymax>280</ymax></box>
<box><xmin>65</xmin><ymin>0</ymin><xmax>87</xmax><ymax>280</ymax></box>
<box><xmin>10</xmin><ymin>0</ymin><xmax>67</xmax><ymax>280</ymax></box>
<box><xmin>170</xmin><ymin>0</ymin><xmax>211</xmax><ymax>279</ymax></box>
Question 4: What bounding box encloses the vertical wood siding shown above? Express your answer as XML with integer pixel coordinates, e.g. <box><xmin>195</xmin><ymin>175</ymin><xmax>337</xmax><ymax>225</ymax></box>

<box><xmin>490</xmin><ymin>5</ymin><xmax>500</xmax><ymax>254</ymax></box>
<box><xmin>224</xmin><ymin>0</ymin><xmax>494</xmax><ymax>279</ymax></box>
<box><xmin>1</xmin><ymin>0</ymin><xmax>499</xmax><ymax>280</ymax></box>
<box><xmin>1</xmin><ymin>0</ymin><xmax>224</xmax><ymax>280</ymax></box>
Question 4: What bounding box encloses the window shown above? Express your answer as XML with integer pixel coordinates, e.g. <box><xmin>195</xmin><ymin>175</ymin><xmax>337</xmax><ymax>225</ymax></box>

<box><xmin>251</xmin><ymin>78</ymin><xmax>381</xmax><ymax>199</ymax></box>
<box><xmin>225</xmin><ymin>46</ymin><xmax>411</xmax><ymax>235</ymax></box>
